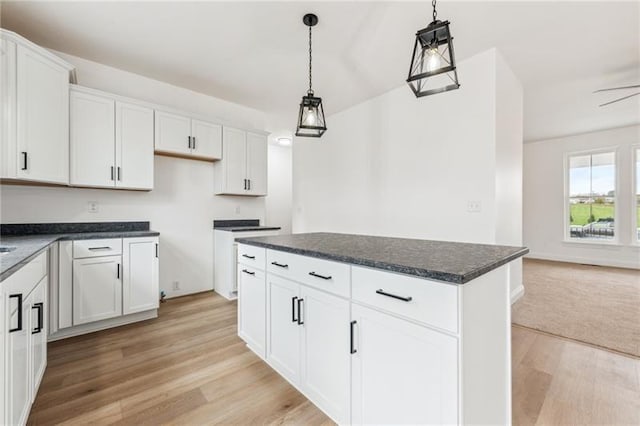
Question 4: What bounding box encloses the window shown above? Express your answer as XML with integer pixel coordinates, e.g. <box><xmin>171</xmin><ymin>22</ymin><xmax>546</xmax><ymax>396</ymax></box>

<box><xmin>636</xmin><ymin>148</ymin><xmax>640</xmax><ymax>242</ymax></box>
<box><xmin>567</xmin><ymin>151</ymin><xmax>616</xmax><ymax>241</ymax></box>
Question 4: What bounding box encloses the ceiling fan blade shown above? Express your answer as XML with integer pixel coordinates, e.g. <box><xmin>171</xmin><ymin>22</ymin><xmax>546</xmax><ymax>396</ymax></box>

<box><xmin>593</xmin><ymin>84</ymin><xmax>640</xmax><ymax>94</ymax></box>
<box><xmin>599</xmin><ymin>92</ymin><xmax>640</xmax><ymax>107</ymax></box>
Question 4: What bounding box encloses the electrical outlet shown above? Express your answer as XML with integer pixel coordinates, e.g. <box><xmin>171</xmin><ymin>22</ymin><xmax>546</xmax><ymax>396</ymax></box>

<box><xmin>467</xmin><ymin>200</ymin><xmax>482</xmax><ymax>213</ymax></box>
<box><xmin>87</xmin><ymin>201</ymin><xmax>99</xmax><ymax>213</ymax></box>
<box><xmin>235</xmin><ymin>205</ymin><xmax>241</xmax><ymax>214</ymax></box>
<box><xmin>172</xmin><ymin>281</ymin><xmax>180</xmax><ymax>291</ymax></box>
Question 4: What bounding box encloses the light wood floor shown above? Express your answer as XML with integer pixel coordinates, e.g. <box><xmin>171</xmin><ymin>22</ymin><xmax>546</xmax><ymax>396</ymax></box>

<box><xmin>28</xmin><ymin>292</ymin><xmax>639</xmax><ymax>425</ymax></box>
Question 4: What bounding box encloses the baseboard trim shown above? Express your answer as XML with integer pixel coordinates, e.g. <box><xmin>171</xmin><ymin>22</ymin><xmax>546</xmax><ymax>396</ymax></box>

<box><xmin>525</xmin><ymin>252</ymin><xmax>639</xmax><ymax>270</ymax></box>
<box><xmin>510</xmin><ymin>284</ymin><xmax>525</xmax><ymax>304</ymax></box>
<box><xmin>48</xmin><ymin>309</ymin><xmax>158</xmax><ymax>341</ymax></box>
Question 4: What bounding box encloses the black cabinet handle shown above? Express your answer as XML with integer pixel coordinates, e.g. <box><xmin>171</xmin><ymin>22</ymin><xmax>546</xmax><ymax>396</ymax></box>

<box><xmin>291</xmin><ymin>296</ymin><xmax>298</xmax><ymax>322</ymax></box>
<box><xmin>243</xmin><ymin>178</ymin><xmax>247</xmax><ymax>190</ymax></box>
<box><xmin>376</xmin><ymin>289</ymin><xmax>413</xmax><ymax>302</ymax></box>
<box><xmin>9</xmin><ymin>294</ymin><xmax>22</xmax><ymax>332</ymax></box>
<box><xmin>188</xmin><ymin>135</ymin><xmax>192</xmax><ymax>149</ymax></box>
<box><xmin>297</xmin><ymin>298</ymin><xmax>304</xmax><ymax>325</ymax></box>
<box><xmin>32</xmin><ymin>302</ymin><xmax>44</xmax><ymax>334</ymax></box>
<box><xmin>350</xmin><ymin>320</ymin><xmax>357</xmax><ymax>354</ymax></box>
<box><xmin>242</xmin><ymin>254</ymin><xmax>255</xmax><ymax>259</ymax></box>
<box><xmin>248</xmin><ymin>179</ymin><xmax>251</xmax><ymax>190</ymax></box>
<box><xmin>21</xmin><ymin>151</ymin><xmax>28</xmax><ymax>170</ymax></box>
<box><xmin>309</xmin><ymin>271</ymin><xmax>332</xmax><ymax>280</ymax></box>
<box><xmin>110</xmin><ymin>166</ymin><xmax>115</xmax><ymax>181</ymax></box>
<box><xmin>242</xmin><ymin>269</ymin><xmax>255</xmax><ymax>276</ymax></box>
<box><xmin>88</xmin><ymin>246</ymin><xmax>111</xmax><ymax>251</ymax></box>
<box><xmin>271</xmin><ymin>261</ymin><xmax>289</xmax><ymax>269</ymax></box>
<box><xmin>117</xmin><ymin>263</ymin><xmax>120</xmax><ymax>279</ymax></box>
<box><xmin>155</xmin><ymin>243</ymin><xmax>159</xmax><ymax>258</ymax></box>
<box><xmin>192</xmin><ymin>136</ymin><xmax>196</xmax><ymax>150</ymax></box>
<box><xmin>117</xmin><ymin>166</ymin><xmax>121</xmax><ymax>181</ymax></box>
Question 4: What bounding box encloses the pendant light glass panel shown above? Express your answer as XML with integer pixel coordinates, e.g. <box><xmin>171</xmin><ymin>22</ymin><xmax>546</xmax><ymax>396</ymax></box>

<box><xmin>296</xmin><ymin>93</ymin><xmax>326</xmax><ymax>137</ymax></box>
<box><xmin>407</xmin><ymin>20</ymin><xmax>460</xmax><ymax>98</ymax></box>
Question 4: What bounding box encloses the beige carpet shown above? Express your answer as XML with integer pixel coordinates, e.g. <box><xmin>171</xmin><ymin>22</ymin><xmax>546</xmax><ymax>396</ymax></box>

<box><xmin>513</xmin><ymin>259</ymin><xmax>640</xmax><ymax>357</ymax></box>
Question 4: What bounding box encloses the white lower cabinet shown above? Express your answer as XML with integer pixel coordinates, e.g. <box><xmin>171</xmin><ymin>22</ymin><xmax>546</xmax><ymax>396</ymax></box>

<box><xmin>266</xmin><ymin>275</ymin><xmax>301</xmax><ymax>384</ymax></box>
<box><xmin>237</xmin><ymin>265</ymin><xmax>266</xmax><ymax>357</ymax></box>
<box><xmin>2</xmin><ymin>251</ymin><xmax>48</xmax><ymax>426</ymax></box>
<box><xmin>299</xmin><ymin>286</ymin><xmax>351</xmax><ymax>425</ymax></box>
<box><xmin>73</xmin><ymin>256</ymin><xmax>123</xmax><ymax>325</ymax></box>
<box><xmin>350</xmin><ymin>303</ymin><xmax>458</xmax><ymax>425</ymax></box>
<box><xmin>123</xmin><ymin>237</ymin><xmax>159</xmax><ymax>315</ymax></box>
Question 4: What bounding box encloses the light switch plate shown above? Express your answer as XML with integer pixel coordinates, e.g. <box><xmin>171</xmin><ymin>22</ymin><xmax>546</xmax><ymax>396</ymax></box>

<box><xmin>467</xmin><ymin>200</ymin><xmax>481</xmax><ymax>213</ymax></box>
<box><xmin>87</xmin><ymin>201</ymin><xmax>99</xmax><ymax>213</ymax></box>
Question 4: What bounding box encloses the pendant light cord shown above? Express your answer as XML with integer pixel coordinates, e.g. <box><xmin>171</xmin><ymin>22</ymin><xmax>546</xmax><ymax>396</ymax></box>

<box><xmin>308</xmin><ymin>26</ymin><xmax>313</xmax><ymax>94</ymax></box>
<box><xmin>432</xmin><ymin>0</ymin><xmax>437</xmax><ymax>22</ymax></box>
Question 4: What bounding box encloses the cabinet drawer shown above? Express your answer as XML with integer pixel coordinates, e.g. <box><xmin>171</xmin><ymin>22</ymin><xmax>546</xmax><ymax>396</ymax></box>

<box><xmin>267</xmin><ymin>249</ymin><xmax>350</xmax><ymax>298</ymax></box>
<box><xmin>73</xmin><ymin>238</ymin><xmax>122</xmax><ymax>259</ymax></box>
<box><xmin>352</xmin><ymin>266</ymin><xmax>458</xmax><ymax>333</ymax></box>
<box><xmin>237</xmin><ymin>244</ymin><xmax>265</xmax><ymax>269</ymax></box>
<box><xmin>5</xmin><ymin>251</ymin><xmax>47</xmax><ymax>315</ymax></box>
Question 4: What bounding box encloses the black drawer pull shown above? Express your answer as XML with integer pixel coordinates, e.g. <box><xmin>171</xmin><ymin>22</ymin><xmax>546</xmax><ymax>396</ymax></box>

<box><xmin>192</xmin><ymin>136</ymin><xmax>196</xmax><ymax>150</ymax></box>
<box><xmin>188</xmin><ymin>135</ymin><xmax>192</xmax><ymax>149</ymax></box>
<box><xmin>21</xmin><ymin>151</ymin><xmax>28</xmax><ymax>170</ymax></box>
<box><xmin>242</xmin><ymin>254</ymin><xmax>256</xmax><ymax>260</ymax></box>
<box><xmin>32</xmin><ymin>302</ymin><xmax>44</xmax><ymax>334</ymax></box>
<box><xmin>9</xmin><ymin>294</ymin><xmax>23</xmax><ymax>332</ymax></box>
<box><xmin>376</xmin><ymin>289</ymin><xmax>413</xmax><ymax>302</ymax></box>
<box><xmin>117</xmin><ymin>263</ymin><xmax>121</xmax><ymax>279</ymax></box>
<box><xmin>297</xmin><ymin>298</ymin><xmax>304</xmax><ymax>325</ymax></box>
<box><xmin>291</xmin><ymin>296</ymin><xmax>298</xmax><ymax>322</ymax></box>
<box><xmin>271</xmin><ymin>261</ymin><xmax>289</xmax><ymax>269</ymax></box>
<box><xmin>88</xmin><ymin>246</ymin><xmax>112</xmax><ymax>251</ymax></box>
<box><xmin>350</xmin><ymin>320</ymin><xmax>357</xmax><ymax>354</ymax></box>
<box><xmin>242</xmin><ymin>269</ymin><xmax>255</xmax><ymax>276</ymax></box>
<box><xmin>309</xmin><ymin>271</ymin><xmax>332</xmax><ymax>280</ymax></box>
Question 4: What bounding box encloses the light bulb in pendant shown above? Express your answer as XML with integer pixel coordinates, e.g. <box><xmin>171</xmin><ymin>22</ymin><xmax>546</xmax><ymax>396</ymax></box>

<box><xmin>304</xmin><ymin>107</ymin><xmax>317</xmax><ymax>126</ymax></box>
<box><xmin>426</xmin><ymin>47</ymin><xmax>441</xmax><ymax>72</ymax></box>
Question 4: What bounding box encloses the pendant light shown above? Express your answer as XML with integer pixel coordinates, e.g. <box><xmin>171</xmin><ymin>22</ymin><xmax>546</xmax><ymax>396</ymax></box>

<box><xmin>407</xmin><ymin>0</ymin><xmax>460</xmax><ymax>98</ymax></box>
<box><xmin>296</xmin><ymin>13</ymin><xmax>327</xmax><ymax>138</ymax></box>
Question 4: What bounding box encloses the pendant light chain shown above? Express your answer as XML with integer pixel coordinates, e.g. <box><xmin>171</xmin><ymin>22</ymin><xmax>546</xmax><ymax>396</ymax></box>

<box><xmin>432</xmin><ymin>0</ymin><xmax>437</xmax><ymax>22</ymax></box>
<box><xmin>308</xmin><ymin>26</ymin><xmax>313</xmax><ymax>94</ymax></box>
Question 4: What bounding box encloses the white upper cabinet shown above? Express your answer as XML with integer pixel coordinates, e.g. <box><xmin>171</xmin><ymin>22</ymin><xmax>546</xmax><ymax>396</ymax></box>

<box><xmin>246</xmin><ymin>132</ymin><xmax>268</xmax><ymax>196</ymax></box>
<box><xmin>69</xmin><ymin>86</ymin><xmax>154</xmax><ymax>190</ymax></box>
<box><xmin>1</xmin><ymin>30</ymin><xmax>74</xmax><ymax>184</ymax></box>
<box><xmin>154</xmin><ymin>110</ymin><xmax>191</xmax><ymax>155</ymax></box>
<box><xmin>116</xmin><ymin>101</ymin><xmax>154</xmax><ymax>189</ymax></box>
<box><xmin>70</xmin><ymin>90</ymin><xmax>115</xmax><ymax>187</ymax></box>
<box><xmin>155</xmin><ymin>111</ymin><xmax>222</xmax><ymax>161</ymax></box>
<box><xmin>214</xmin><ymin>127</ymin><xmax>268</xmax><ymax>196</ymax></box>
<box><xmin>191</xmin><ymin>119</ymin><xmax>222</xmax><ymax>160</ymax></box>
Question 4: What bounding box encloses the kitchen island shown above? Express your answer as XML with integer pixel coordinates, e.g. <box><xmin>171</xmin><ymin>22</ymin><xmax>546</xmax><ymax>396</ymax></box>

<box><xmin>236</xmin><ymin>232</ymin><xmax>528</xmax><ymax>425</ymax></box>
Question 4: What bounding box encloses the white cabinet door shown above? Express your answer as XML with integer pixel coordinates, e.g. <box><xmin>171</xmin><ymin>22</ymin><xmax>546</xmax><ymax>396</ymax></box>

<box><xmin>69</xmin><ymin>89</ymin><xmax>115</xmax><ymax>187</ymax></box>
<box><xmin>73</xmin><ymin>256</ymin><xmax>123</xmax><ymax>325</ymax></box>
<box><xmin>116</xmin><ymin>101</ymin><xmax>154</xmax><ymax>190</ymax></box>
<box><xmin>191</xmin><ymin>119</ymin><xmax>222</xmax><ymax>160</ymax></box>
<box><xmin>7</xmin><ymin>291</ymin><xmax>32</xmax><ymax>426</ymax></box>
<box><xmin>30</xmin><ymin>276</ymin><xmax>47</xmax><ymax>398</ymax></box>
<box><xmin>218</xmin><ymin>127</ymin><xmax>247</xmax><ymax>194</ymax></box>
<box><xmin>299</xmin><ymin>286</ymin><xmax>351</xmax><ymax>424</ymax></box>
<box><xmin>123</xmin><ymin>237</ymin><xmax>159</xmax><ymax>315</ymax></box>
<box><xmin>1</xmin><ymin>38</ymin><xmax>17</xmax><ymax>179</ymax></box>
<box><xmin>246</xmin><ymin>132</ymin><xmax>268</xmax><ymax>196</ymax></box>
<box><xmin>351</xmin><ymin>304</ymin><xmax>458</xmax><ymax>425</ymax></box>
<box><xmin>16</xmin><ymin>44</ymin><xmax>69</xmax><ymax>184</ymax></box>
<box><xmin>154</xmin><ymin>110</ymin><xmax>191</xmax><ymax>155</ymax></box>
<box><xmin>266</xmin><ymin>275</ymin><xmax>301</xmax><ymax>385</ymax></box>
<box><xmin>237</xmin><ymin>265</ymin><xmax>266</xmax><ymax>358</ymax></box>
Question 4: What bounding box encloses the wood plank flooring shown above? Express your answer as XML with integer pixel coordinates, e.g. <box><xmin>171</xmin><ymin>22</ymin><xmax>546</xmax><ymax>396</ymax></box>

<box><xmin>28</xmin><ymin>292</ymin><xmax>639</xmax><ymax>425</ymax></box>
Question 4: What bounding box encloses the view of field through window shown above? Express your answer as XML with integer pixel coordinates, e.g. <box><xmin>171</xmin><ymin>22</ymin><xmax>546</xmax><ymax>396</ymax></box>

<box><xmin>568</xmin><ymin>152</ymin><xmax>615</xmax><ymax>240</ymax></box>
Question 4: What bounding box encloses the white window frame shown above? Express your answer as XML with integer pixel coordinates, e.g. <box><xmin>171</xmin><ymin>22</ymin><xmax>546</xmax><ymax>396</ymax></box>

<box><xmin>563</xmin><ymin>147</ymin><xmax>620</xmax><ymax>245</ymax></box>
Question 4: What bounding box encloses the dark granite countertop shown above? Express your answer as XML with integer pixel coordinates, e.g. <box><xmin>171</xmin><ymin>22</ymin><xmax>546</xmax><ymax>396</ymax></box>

<box><xmin>1</xmin><ymin>222</ymin><xmax>159</xmax><ymax>282</ymax></box>
<box><xmin>213</xmin><ymin>219</ymin><xmax>280</xmax><ymax>233</ymax></box>
<box><xmin>236</xmin><ymin>232</ymin><xmax>529</xmax><ymax>284</ymax></box>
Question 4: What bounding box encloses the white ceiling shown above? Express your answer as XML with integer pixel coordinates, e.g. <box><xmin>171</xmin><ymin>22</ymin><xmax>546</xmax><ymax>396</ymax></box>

<box><xmin>1</xmin><ymin>1</ymin><xmax>638</xmax><ymax>141</ymax></box>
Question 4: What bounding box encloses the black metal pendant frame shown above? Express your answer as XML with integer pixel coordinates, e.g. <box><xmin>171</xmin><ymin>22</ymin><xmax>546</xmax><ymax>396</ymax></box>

<box><xmin>407</xmin><ymin>19</ymin><xmax>460</xmax><ymax>98</ymax></box>
<box><xmin>295</xmin><ymin>91</ymin><xmax>327</xmax><ymax>138</ymax></box>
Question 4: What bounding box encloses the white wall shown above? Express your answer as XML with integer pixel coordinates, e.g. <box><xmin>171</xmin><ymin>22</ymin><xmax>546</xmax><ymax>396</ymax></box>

<box><xmin>524</xmin><ymin>125</ymin><xmax>640</xmax><ymax>269</ymax></box>
<box><xmin>265</xmin><ymin>143</ymin><xmax>292</xmax><ymax>234</ymax></box>
<box><xmin>292</xmin><ymin>49</ymin><xmax>524</xmax><ymax>297</ymax></box>
<box><xmin>0</xmin><ymin>50</ymin><xmax>283</xmax><ymax>298</ymax></box>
